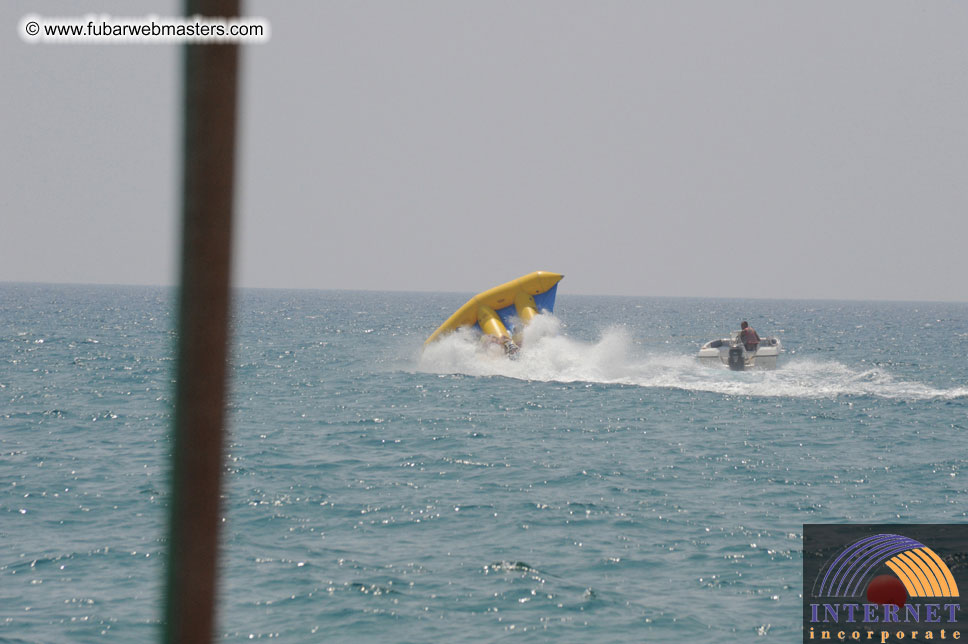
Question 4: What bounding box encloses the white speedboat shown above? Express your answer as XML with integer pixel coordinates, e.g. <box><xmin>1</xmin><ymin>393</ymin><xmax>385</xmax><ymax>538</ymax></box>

<box><xmin>698</xmin><ymin>331</ymin><xmax>782</xmax><ymax>370</ymax></box>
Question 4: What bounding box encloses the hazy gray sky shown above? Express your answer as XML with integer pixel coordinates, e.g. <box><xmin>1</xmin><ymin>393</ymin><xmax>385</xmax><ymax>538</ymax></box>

<box><xmin>4</xmin><ymin>1</ymin><xmax>967</xmax><ymax>301</ymax></box>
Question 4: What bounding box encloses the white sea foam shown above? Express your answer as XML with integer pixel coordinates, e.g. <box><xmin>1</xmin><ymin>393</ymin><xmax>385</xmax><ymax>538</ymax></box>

<box><xmin>417</xmin><ymin>316</ymin><xmax>968</xmax><ymax>401</ymax></box>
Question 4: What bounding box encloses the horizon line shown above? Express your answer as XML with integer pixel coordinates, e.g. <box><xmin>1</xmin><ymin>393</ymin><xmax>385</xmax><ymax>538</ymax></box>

<box><xmin>2</xmin><ymin>279</ymin><xmax>967</xmax><ymax>306</ymax></box>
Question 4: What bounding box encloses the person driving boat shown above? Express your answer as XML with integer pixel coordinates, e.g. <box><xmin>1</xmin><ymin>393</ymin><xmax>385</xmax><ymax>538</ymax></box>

<box><xmin>740</xmin><ymin>321</ymin><xmax>760</xmax><ymax>352</ymax></box>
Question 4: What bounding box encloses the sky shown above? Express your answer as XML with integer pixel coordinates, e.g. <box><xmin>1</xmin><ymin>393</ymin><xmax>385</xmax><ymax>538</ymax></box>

<box><xmin>3</xmin><ymin>1</ymin><xmax>967</xmax><ymax>301</ymax></box>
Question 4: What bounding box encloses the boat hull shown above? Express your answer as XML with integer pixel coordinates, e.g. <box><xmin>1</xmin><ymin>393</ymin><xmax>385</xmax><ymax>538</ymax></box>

<box><xmin>697</xmin><ymin>337</ymin><xmax>781</xmax><ymax>370</ymax></box>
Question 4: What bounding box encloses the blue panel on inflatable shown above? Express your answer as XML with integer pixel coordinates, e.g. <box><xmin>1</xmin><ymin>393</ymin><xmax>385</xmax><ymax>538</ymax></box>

<box><xmin>486</xmin><ymin>283</ymin><xmax>559</xmax><ymax>332</ymax></box>
<box><xmin>533</xmin><ymin>284</ymin><xmax>558</xmax><ymax>314</ymax></box>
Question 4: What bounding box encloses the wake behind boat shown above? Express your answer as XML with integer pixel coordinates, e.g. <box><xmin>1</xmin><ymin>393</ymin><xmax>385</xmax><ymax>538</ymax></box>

<box><xmin>698</xmin><ymin>331</ymin><xmax>782</xmax><ymax>370</ymax></box>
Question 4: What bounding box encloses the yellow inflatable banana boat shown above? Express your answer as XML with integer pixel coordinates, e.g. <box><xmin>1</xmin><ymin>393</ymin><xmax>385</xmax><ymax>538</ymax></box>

<box><xmin>425</xmin><ymin>271</ymin><xmax>564</xmax><ymax>354</ymax></box>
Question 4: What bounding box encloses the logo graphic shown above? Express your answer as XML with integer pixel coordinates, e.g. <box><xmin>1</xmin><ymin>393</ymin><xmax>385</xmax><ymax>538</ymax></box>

<box><xmin>804</xmin><ymin>525</ymin><xmax>966</xmax><ymax>644</ymax></box>
<box><xmin>816</xmin><ymin>533</ymin><xmax>959</xmax><ymax>601</ymax></box>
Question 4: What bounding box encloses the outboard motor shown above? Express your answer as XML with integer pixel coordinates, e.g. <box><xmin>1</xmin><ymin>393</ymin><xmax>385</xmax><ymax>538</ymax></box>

<box><xmin>727</xmin><ymin>346</ymin><xmax>745</xmax><ymax>371</ymax></box>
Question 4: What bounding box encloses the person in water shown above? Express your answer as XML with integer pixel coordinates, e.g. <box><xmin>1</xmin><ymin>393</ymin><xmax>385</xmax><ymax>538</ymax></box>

<box><xmin>481</xmin><ymin>333</ymin><xmax>520</xmax><ymax>358</ymax></box>
<box><xmin>740</xmin><ymin>321</ymin><xmax>760</xmax><ymax>352</ymax></box>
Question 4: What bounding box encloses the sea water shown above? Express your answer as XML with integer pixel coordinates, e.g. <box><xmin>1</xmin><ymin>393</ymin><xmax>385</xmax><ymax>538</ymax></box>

<box><xmin>1</xmin><ymin>283</ymin><xmax>966</xmax><ymax>642</ymax></box>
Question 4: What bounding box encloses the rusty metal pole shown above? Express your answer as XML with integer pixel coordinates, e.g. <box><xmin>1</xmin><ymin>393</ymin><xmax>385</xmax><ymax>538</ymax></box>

<box><xmin>165</xmin><ymin>1</ymin><xmax>240</xmax><ymax>642</ymax></box>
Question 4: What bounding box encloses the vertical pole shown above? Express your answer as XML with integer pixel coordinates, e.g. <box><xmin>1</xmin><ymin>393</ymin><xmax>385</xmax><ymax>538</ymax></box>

<box><xmin>165</xmin><ymin>1</ymin><xmax>240</xmax><ymax>642</ymax></box>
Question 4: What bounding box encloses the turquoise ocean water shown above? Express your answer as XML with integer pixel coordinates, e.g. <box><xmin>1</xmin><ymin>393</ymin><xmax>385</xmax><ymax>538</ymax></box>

<box><xmin>2</xmin><ymin>283</ymin><xmax>967</xmax><ymax>642</ymax></box>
